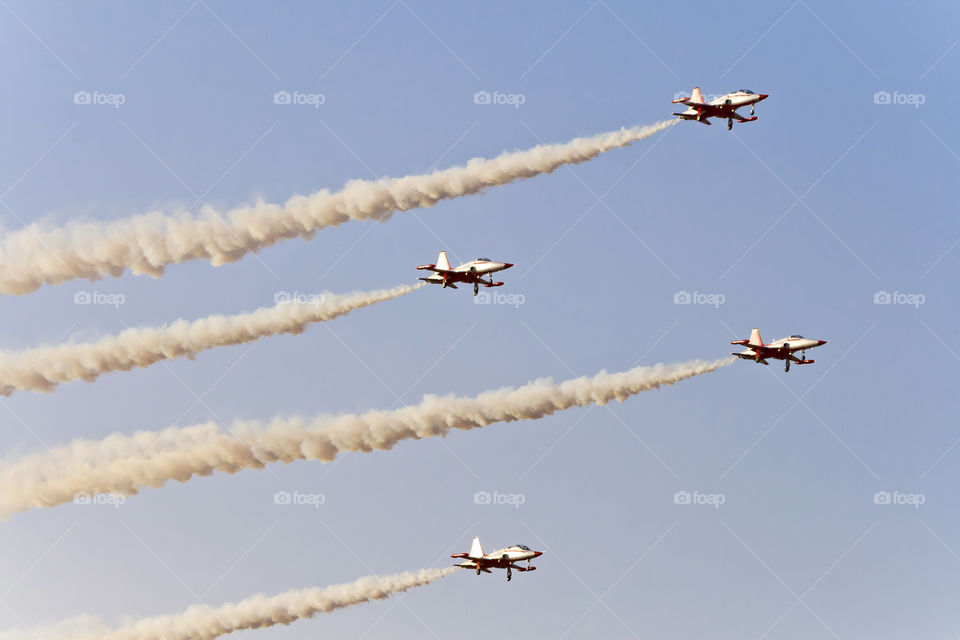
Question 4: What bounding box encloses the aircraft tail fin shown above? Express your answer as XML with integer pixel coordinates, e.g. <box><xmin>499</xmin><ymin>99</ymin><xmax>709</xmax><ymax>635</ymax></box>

<box><xmin>691</xmin><ymin>86</ymin><xmax>705</xmax><ymax>104</ymax></box>
<box><xmin>749</xmin><ymin>328</ymin><xmax>763</xmax><ymax>346</ymax></box>
<box><xmin>436</xmin><ymin>251</ymin><xmax>451</xmax><ymax>271</ymax></box>
<box><xmin>468</xmin><ymin>536</ymin><xmax>484</xmax><ymax>559</ymax></box>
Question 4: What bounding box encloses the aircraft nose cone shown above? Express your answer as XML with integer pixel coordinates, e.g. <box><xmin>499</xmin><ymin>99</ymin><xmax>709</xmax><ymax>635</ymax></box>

<box><xmin>758</xmin><ymin>94</ymin><xmax>769</xmax><ymax>100</ymax></box>
<box><xmin>817</xmin><ymin>340</ymin><xmax>827</xmax><ymax>345</ymax></box>
<box><xmin>533</xmin><ymin>551</ymin><xmax>543</xmax><ymax>557</ymax></box>
<box><xmin>502</xmin><ymin>263</ymin><xmax>514</xmax><ymax>269</ymax></box>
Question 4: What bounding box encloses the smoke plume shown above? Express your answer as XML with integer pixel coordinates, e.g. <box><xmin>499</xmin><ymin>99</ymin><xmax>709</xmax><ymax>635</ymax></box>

<box><xmin>0</xmin><ymin>120</ymin><xmax>676</xmax><ymax>295</ymax></box>
<box><xmin>0</xmin><ymin>357</ymin><xmax>731</xmax><ymax>517</ymax></box>
<box><xmin>0</xmin><ymin>284</ymin><xmax>421</xmax><ymax>395</ymax></box>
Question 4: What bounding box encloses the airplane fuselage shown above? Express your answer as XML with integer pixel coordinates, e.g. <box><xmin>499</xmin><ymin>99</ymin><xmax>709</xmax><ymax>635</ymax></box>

<box><xmin>427</xmin><ymin>259</ymin><xmax>512</xmax><ymax>282</ymax></box>
<box><xmin>672</xmin><ymin>89</ymin><xmax>769</xmax><ymax>129</ymax></box>
<box><xmin>481</xmin><ymin>546</ymin><xmax>542</xmax><ymax>566</ymax></box>
<box><xmin>417</xmin><ymin>254</ymin><xmax>514</xmax><ymax>294</ymax></box>
<box><xmin>731</xmin><ymin>330</ymin><xmax>827</xmax><ymax>371</ymax></box>
<box><xmin>452</xmin><ymin>540</ymin><xmax>543</xmax><ymax>580</ymax></box>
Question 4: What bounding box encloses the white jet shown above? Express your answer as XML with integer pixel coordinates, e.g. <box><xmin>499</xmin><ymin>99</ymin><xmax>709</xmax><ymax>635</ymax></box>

<box><xmin>451</xmin><ymin>537</ymin><xmax>543</xmax><ymax>582</ymax></box>
<box><xmin>417</xmin><ymin>251</ymin><xmax>514</xmax><ymax>296</ymax></box>
<box><xmin>731</xmin><ymin>328</ymin><xmax>828</xmax><ymax>372</ymax></box>
<box><xmin>672</xmin><ymin>87</ymin><xmax>769</xmax><ymax>130</ymax></box>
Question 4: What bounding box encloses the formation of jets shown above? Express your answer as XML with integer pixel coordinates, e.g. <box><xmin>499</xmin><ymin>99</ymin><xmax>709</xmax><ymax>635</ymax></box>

<box><xmin>731</xmin><ymin>328</ymin><xmax>828</xmax><ymax>372</ymax></box>
<box><xmin>432</xmin><ymin>93</ymin><xmax>823</xmax><ymax>585</ymax></box>
<box><xmin>672</xmin><ymin>87</ymin><xmax>769</xmax><ymax>130</ymax></box>
<box><xmin>417</xmin><ymin>251</ymin><xmax>513</xmax><ymax>296</ymax></box>
<box><xmin>452</xmin><ymin>537</ymin><xmax>543</xmax><ymax>582</ymax></box>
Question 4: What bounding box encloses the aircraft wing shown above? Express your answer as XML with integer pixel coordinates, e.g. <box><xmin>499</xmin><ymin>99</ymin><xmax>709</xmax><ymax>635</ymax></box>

<box><xmin>417</xmin><ymin>265</ymin><xmax>475</xmax><ymax>277</ymax></box>
<box><xmin>731</xmin><ymin>111</ymin><xmax>759</xmax><ymax>123</ymax></box>
<box><xmin>453</xmin><ymin>560</ymin><xmax>492</xmax><ymax>572</ymax></box>
<box><xmin>416</xmin><ymin>264</ymin><xmax>454</xmax><ymax>274</ymax></box>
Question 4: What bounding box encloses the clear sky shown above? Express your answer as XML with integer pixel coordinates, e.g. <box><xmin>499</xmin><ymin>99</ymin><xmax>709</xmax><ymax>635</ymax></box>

<box><xmin>0</xmin><ymin>1</ymin><xmax>957</xmax><ymax>638</ymax></box>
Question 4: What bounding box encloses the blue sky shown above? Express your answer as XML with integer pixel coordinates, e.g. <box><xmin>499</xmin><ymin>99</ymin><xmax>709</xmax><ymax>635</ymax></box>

<box><xmin>0</xmin><ymin>1</ymin><xmax>958</xmax><ymax>638</ymax></box>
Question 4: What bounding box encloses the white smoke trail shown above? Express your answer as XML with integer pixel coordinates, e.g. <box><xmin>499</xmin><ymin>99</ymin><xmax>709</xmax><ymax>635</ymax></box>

<box><xmin>0</xmin><ymin>283</ymin><xmax>422</xmax><ymax>395</ymax></box>
<box><xmin>0</xmin><ymin>120</ymin><xmax>677</xmax><ymax>295</ymax></box>
<box><xmin>0</xmin><ymin>357</ymin><xmax>731</xmax><ymax>517</ymax></box>
<box><xmin>0</xmin><ymin>568</ymin><xmax>456</xmax><ymax>640</ymax></box>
